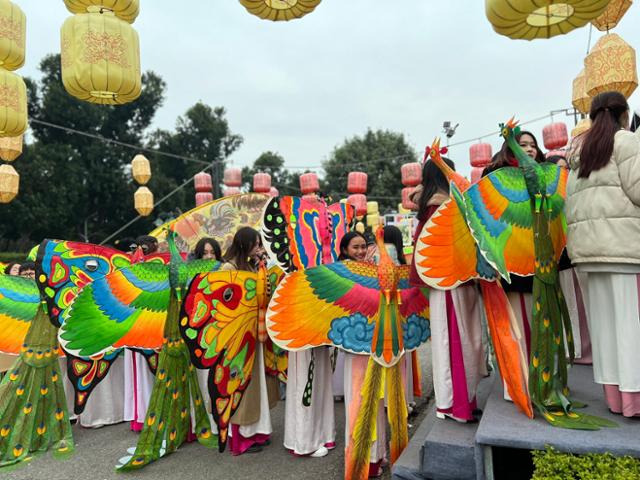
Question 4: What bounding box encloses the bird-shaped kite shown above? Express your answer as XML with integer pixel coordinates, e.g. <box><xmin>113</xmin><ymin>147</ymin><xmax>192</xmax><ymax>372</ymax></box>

<box><xmin>36</xmin><ymin>239</ymin><xmax>168</xmax><ymax>414</ymax></box>
<box><xmin>415</xmin><ymin>138</ymin><xmax>532</xmax><ymax>418</ymax></box>
<box><xmin>178</xmin><ymin>262</ymin><xmax>283</xmax><ymax>452</ymax></box>
<box><xmin>59</xmin><ymin>231</ymin><xmax>219</xmax><ymax>470</ymax></box>
<box><xmin>266</xmin><ymin>228</ymin><xmax>430</xmax><ymax>480</ymax></box>
<box><xmin>0</xmin><ymin>260</ymin><xmax>74</xmax><ymax>467</ymax></box>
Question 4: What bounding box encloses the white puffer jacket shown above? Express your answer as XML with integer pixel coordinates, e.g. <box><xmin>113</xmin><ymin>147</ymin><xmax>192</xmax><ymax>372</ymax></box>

<box><xmin>565</xmin><ymin>129</ymin><xmax>640</xmax><ymax>265</ymax></box>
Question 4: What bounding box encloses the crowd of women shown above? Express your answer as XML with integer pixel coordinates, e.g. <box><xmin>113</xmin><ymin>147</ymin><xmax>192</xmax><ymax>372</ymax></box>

<box><xmin>1</xmin><ymin>90</ymin><xmax>639</xmax><ymax>478</ymax></box>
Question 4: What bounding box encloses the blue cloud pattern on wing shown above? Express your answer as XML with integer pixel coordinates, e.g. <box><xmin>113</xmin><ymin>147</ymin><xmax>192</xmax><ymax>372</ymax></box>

<box><xmin>328</xmin><ymin>313</ymin><xmax>374</xmax><ymax>353</ymax></box>
<box><xmin>403</xmin><ymin>314</ymin><xmax>430</xmax><ymax>350</ymax></box>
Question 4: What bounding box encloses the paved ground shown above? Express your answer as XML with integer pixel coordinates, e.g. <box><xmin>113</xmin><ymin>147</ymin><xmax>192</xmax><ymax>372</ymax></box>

<box><xmin>4</xmin><ymin>344</ymin><xmax>432</xmax><ymax>480</ymax></box>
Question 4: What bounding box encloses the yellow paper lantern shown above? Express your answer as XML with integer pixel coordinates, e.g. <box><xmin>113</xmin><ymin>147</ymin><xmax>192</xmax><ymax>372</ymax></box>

<box><xmin>239</xmin><ymin>0</ymin><xmax>321</xmax><ymax>21</ymax></box>
<box><xmin>572</xmin><ymin>68</ymin><xmax>592</xmax><ymax>114</ymax></box>
<box><xmin>0</xmin><ymin>0</ymin><xmax>25</xmax><ymax>71</ymax></box>
<box><xmin>591</xmin><ymin>0</ymin><xmax>632</xmax><ymax>31</ymax></box>
<box><xmin>366</xmin><ymin>201</ymin><xmax>379</xmax><ymax>216</ymax></box>
<box><xmin>0</xmin><ymin>162</ymin><xmax>18</xmax><ymax>202</ymax></box>
<box><xmin>366</xmin><ymin>213</ymin><xmax>380</xmax><ymax>228</ymax></box>
<box><xmin>134</xmin><ymin>186</ymin><xmax>153</xmax><ymax>216</ymax></box>
<box><xmin>355</xmin><ymin>221</ymin><xmax>365</xmax><ymax>234</ymax></box>
<box><xmin>64</xmin><ymin>0</ymin><xmax>140</xmax><ymax>23</ymax></box>
<box><xmin>0</xmin><ymin>133</ymin><xmax>21</xmax><ymax>161</ymax></box>
<box><xmin>61</xmin><ymin>10</ymin><xmax>141</xmax><ymax>105</ymax></box>
<box><xmin>585</xmin><ymin>33</ymin><xmax>638</xmax><ymax>99</ymax></box>
<box><xmin>397</xmin><ymin>203</ymin><xmax>410</xmax><ymax>215</ymax></box>
<box><xmin>485</xmin><ymin>0</ymin><xmax>611</xmax><ymax>40</ymax></box>
<box><xmin>0</xmin><ymin>68</ymin><xmax>26</xmax><ymax>136</ymax></box>
<box><xmin>571</xmin><ymin>118</ymin><xmax>591</xmax><ymax>138</ymax></box>
<box><xmin>131</xmin><ymin>153</ymin><xmax>151</xmax><ymax>185</ymax></box>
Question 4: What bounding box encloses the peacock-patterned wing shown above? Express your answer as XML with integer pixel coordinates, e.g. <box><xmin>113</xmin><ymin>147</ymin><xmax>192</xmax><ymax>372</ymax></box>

<box><xmin>542</xmin><ymin>163</ymin><xmax>569</xmax><ymax>262</ymax></box>
<box><xmin>0</xmin><ymin>274</ymin><xmax>39</xmax><ymax>355</ymax></box>
<box><xmin>261</xmin><ymin>196</ymin><xmax>325</xmax><ymax>273</ymax></box>
<box><xmin>327</xmin><ymin>202</ymin><xmax>356</xmax><ymax>262</ymax></box>
<box><xmin>179</xmin><ymin>270</ymin><xmax>259</xmax><ymax>452</ymax></box>
<box><xmin>151</xmin><ymin>193</ymin><xmax>270</xmax><ymax>254</ymax></box>
<box><xmin>65</xmin><ymin>350</ymin><xmax>122</xmax><ymax>414</ymax></box>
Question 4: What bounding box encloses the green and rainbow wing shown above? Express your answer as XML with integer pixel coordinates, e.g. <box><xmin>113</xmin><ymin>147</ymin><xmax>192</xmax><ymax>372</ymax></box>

<box><xmin>179</xmin><ymin>270</ymin><xmax>259</xmax><ymax>452</ymax></box>
<box><xmin>0</xmin><ymin>274</ymin><xmax>39</xmax><ymax>355</ymax></box>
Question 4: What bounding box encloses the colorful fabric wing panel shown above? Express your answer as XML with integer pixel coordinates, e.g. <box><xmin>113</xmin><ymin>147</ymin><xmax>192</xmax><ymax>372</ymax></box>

<box><xmin>261</xmin><ymin>196</ymin><xmax>325</xmax><ymax>273</ymax></box>
<box><xmin>59</xmin><ymin>263</ymin><xmax>172</xmax><ymax>357</ymax></box>
<box><xmin>327</xmin><ymin>202</ymin><xmax>356</xmax><ymax>262</ymax></box>
<box><xmin>266</xmin><ymin>260</ymin><xmax>381</xmax><ymax>354</ymax></box>
<box><xmin>0</xmin><ymin>275</ymin><xmax>39</xmax><ymax>355</ymax></box>
<box><xmin>151</xmin><ymin>193</ymin><xmax>270</xmax><ymax>254</ymax></box>
<box><xmin>398</xmin><ymin>287</ymin><xmax>431</xmax><ymax>351</ymax></box>
<box><xmin>542</xmin><ymin>163</ymin><xmax>569</xmax><ymax>262</ymax></box>
<box><xmin>263</xmin><ymin>338</ymin><xmax>288</xmax><ymax>383</ymax></box>
<box><xmin>66</xmin><ymin>350</ymin><xmax>121</xmax><ymax>414</ymax></box>
<box><xmin>179</xmin><ymin>270</ymin><xmax>259</xmax><ymax>451</ymax></box>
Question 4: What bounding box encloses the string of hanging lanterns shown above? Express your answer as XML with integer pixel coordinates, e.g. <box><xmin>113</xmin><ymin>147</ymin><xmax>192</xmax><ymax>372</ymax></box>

<box><xmin>61</xmin><ymin>0</ymin><xmax>141</xmax><ymax>105</ymax></box>
<box><xmin>131</xmin><ymin>153</ymin><xmax>153</xmax><ymax>216</ymax></box>
<box><xmin>0</xmin><ymin>0</ymin><xmax>27</xmax><ymax>204</ymax></box>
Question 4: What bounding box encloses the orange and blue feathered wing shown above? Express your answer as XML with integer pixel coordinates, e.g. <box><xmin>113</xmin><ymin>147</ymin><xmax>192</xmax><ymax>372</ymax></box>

<box><xmin>0</xmin><ymin>274</ymin><xmax>39</xmax><ymax>355</ymax></box>
<box><xmin>266</xmin><ymin>261</ymin><xmax>429</xmax><ymax>368</ymax></box>
<box><xmin>179</xmin><ymin>270</ymin><xmax>259</xmax><ymax>452</ymax></box>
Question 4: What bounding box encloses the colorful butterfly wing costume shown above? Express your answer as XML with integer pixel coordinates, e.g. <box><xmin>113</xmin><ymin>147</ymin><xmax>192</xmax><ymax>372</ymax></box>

<box><xmin>59</xmin><ymin>238</ymin><xmax>220</xmax><ymax>471</ymax></box>
<box><xmin>179</xmin><ymin>269</ymin><xmax>262</xmax><ymax>451</ymax></box>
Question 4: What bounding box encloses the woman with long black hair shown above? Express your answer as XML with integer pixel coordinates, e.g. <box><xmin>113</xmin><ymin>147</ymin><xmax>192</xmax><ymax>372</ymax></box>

<box><xmin>566</xmin><ymin>91</ymin><xmax>640</xmax><ymax>417</ymax></box>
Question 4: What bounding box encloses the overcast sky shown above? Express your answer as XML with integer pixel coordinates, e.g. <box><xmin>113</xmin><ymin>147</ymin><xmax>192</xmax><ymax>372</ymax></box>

<box><xmin>19</xmin><ymin>1</ymin><xmax>640</xmax><ymax>177</ymax></box>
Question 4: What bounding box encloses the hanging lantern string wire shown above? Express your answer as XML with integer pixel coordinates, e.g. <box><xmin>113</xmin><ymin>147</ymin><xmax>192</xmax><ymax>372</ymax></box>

<box><xmin>101</xmin><ymin>164</ymin><xmax>214</xmax><ymax>245</ymax></box>
<box><xmin>29</xmin><ymin>118</ymin><xmax>212</xmax><ymax>167</ymax></box>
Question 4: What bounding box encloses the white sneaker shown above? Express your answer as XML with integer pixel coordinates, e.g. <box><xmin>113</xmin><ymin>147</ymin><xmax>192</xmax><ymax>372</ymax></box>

<box><xmin>436</xmin><ymin>411</ymin><xmax>467</xmax><ymax>423</ymax></box>
<box><xmin>311</xmin><ymin>446</ymin><xmax>329</xmax><ymax>458</ymax></box>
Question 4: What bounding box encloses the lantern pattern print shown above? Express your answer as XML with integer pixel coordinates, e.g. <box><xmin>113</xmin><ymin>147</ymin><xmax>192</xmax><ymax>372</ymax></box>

<box><xmin>0</xmin><ymin>0</ymin><xmax>25</xmax><ymax>70</ymax></box>
<box><xmin>572</xmin><ymin>68</ymin><xmax>592</xmax><ymax>114</ymax></box>
<box><xmin>585</xmin><ymin>33</ymin><xmax>638</xmax><ymax>99</ymax></box>
<box><xmin>0</xmin><ymin>133</ymin><xmax>20</xmax><ymax>161</ymax></box>
<box><xmin>591</xmin><ymin>0</ymin><xmax>632</xmax><ymax>31</ymax></box>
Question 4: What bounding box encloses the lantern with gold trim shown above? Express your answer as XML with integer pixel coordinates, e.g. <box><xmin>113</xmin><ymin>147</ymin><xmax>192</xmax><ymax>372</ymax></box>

<box><xmin>571</xmin><ymin>118</ymin><xmax>591</xmax><ymax>138</ymax></box>
<box><xmin>239</xmin><ymin>0</ymin><xmax>321</xmax><ymax>21</ymax></box>
<box><xmin>63</xmin><ymin>0</ymin><xmax>139</xmax><ymax>23</ymax></box>
<box><xmin>485</xmin><ymin>0</ymin><xmax>611</xmax><ymax>40</ymax></box>
<box><xmin>131</xmin><ymin>154</ymin><xmax>151</xmax><ymax>185</ymax></box>
<box><xmin>591</xmin><ymin>0</ymin><xmax>632</xmax><ymax>31</ymax></box>
<box><xmin>0</xmin><ymin>162</ymin><xmax>18</xmax><ymax>203</ymax></box>
<box><xmin>585</xmin><ymin>33</ymin><xmax>638</xmax><ymax>99</ymax></box>
<box><xmin>61</xmin><ymin>7</ymin><xmax>141</xmax><ymax>105</ymax></box>
<box><xmin>134</xmin><ymin>186</ymin><xmax>153</xmax><ymax>216</ymax></box>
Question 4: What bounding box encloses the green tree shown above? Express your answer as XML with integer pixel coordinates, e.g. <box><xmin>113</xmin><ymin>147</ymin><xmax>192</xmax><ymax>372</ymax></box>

<box><xmin>322</xmin><ymin>129</ymin><xmax>417</xmax><ymax>212</ymax></box>
<box><xmin>241</xmin><ymin>151</ymin><xmax>303</xmax><ymax>195</ymax></box>
<box><xmin>0</xmin><ymin>54</ymin><xmax>166</xmax><ymax>245</ymax></box>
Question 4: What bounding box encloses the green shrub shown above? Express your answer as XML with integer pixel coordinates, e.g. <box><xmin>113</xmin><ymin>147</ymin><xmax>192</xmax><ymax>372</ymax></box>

<box><xmin>532</xmin><ymin>446</ymin><xmax>640</xmax><ymax>479</ymax></box>
<box><xmin>0</xmin><ymin>252</ymin><xmax>27</xmax><ymax>264</ymax></box>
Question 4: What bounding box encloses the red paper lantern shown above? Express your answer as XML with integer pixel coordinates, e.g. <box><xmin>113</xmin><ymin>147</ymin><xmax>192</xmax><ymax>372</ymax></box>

<box><xmin>546</xmin><ymin>149</ymin><xmax>566</xmax><ymax>159</ymax></box>
<box><xmin>253</xmin><ymin>172</ymin><xmax>271</xmax><ymax>193</ymax></box>
<box><xmin>269</xmin><ymin>187</ymin><xmax>279</xmax><ymax>197</ymax></box>
<box><xmin>402</xmin><ymin>187</ymin><xmax>417</xmax><ymax>210</ymax></box>
<box><xmin>401</xmin><ymin>163</ymin><xmax>421</xmax><ymax>187</ymax></box>
<box><xmin>223</xmin><ymin>187</ymin><xmax>241</xmax><ymax>197</ymax></box>
<box><xmin>194</xmin><ymin>172</ymin><xmax>212</xmax><ymax>193</ymax></box>
<box><xmin>347</xmin><ymin>171</ymin><xmax>367</xmax><ymax>194</ymax></box>
<box><xmin>469</xmin><ymin>143</ymin><xmax>493</xmax><ymax>168</ymax></box>
<box><xmin>542</xmin><ymin>122</ymin><xmax>569</xmax><ymax>150</ymax></box>
<box><xmin>302</xmin><ymin>193</ymin><xmax>319</xmax><ymax>203</ymax></box>
<box><xmin>300</xmin><ymin>173</ymin><xmax>319</xmax><ymax>194</ymax></box>
<box><xmin>223</xmin><ymin>167</ymin><xmax>242</xmax><ymax>187</ymax></box>
<box><xmin>347</xmin><ymin>193</ymin><xmax>367</xmax><ymax>217</ymax></box>
<box><xmin>470</xmin><ymin>168</ymin><xmax>484</xmax><ymax>184</ymax></box>
<box><xmin>195</xmin><ymin>192</ymin><xmax>213</xmax><ymax>206</ymax></box>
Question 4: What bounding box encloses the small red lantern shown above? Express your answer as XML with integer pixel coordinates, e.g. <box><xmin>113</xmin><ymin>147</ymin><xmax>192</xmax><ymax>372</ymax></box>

<box><xmin>269</xmin><ymin>187</ymin><xmax>279</xmax><ymax>197</ymax></box>
<box><xmin>223</xmin><ymin>187</ymin><xmax>241</xmax><ymax>197</ymax></box>
<box><xmin>223</xmin><ymin>167</ymin><xmax>242</xmax><ymax>187</ymax></box>
<box><xmin>401</xmin><ymin>163</ymin><xmax>421</xmax><ymax>187</ymax></box>
<box><xmin>195</xmin><ymin>192</ymin><xmax>213</xmax><ymax>206</ymax></box>
<box><xmin>546</xmin><ymin>149</ymin><xmax>566</xmax><ymax>159</ymax></box>
<box><xmin>402</xmin><ymin>187</ymin><xmax>417</xmax><ymax>210</ymax></box>
<box><xmin>302</xmin><ymin>193</ymin><xmax>319</xmax><ymax>203</ymax></box>
<box><xmin>300</xmin><ymin>173</ymin><xmax>319</xmax><ymax>194</ymax></box>
<box><xmin>347</xmin><ymin>193</ymin><xmax>367</xmax><ymax>217</ymax></box>
<box><xmin>194</xmin><ymin>172</ymin><xmax>213</xmax><ymax>193</ymax></box>
<box><xmin>469</xmin><ymin>143</ymin><xmax>493</xmax><ymax>168</ymax></box>
<box><xmin>542</xmin><ymin>122</ymin><xmax>569</xmax><ymax>150</ymax></box>
<box><xmin>253</xmin><ymin>172</ymin><xmax>272</xmax><ymax>193</ymax></box>
<box><xmin>347</xmin><ymin>171</ymin><xmax>367</xmax><ymax>194</ymax></box>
